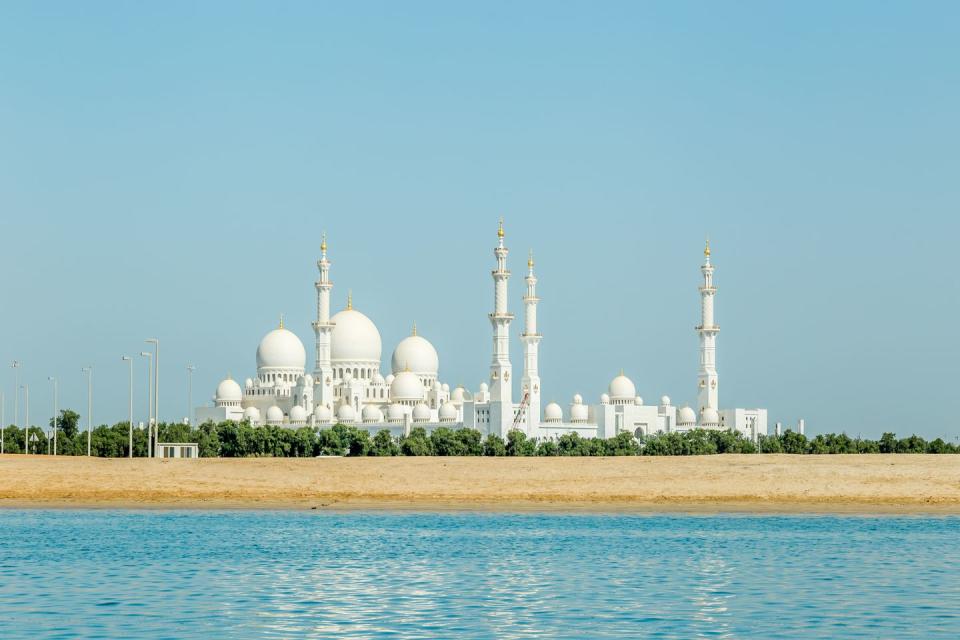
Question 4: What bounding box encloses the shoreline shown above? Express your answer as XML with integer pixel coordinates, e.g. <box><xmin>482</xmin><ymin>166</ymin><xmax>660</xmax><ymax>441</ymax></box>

<box><xmin>2</xmin><ymin>454</ymin><xmax>959</xmax><ymax>515</ymax></box>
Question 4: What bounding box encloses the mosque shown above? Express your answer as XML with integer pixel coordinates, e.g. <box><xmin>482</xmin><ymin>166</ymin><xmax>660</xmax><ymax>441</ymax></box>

<box><xmin>196</xmin><ymin>222</ymin><xmax>768</xmax><ymax>441</ymax></box>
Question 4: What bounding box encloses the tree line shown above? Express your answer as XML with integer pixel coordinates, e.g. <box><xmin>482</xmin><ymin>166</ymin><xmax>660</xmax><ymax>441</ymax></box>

<box><xmin>2</xmin><ymin>410</ymin><xmax>958</xmax><ymax>457</ymax></box>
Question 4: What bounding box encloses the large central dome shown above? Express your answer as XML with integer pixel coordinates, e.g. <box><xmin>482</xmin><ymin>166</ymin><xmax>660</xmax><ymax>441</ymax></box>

<box><xmin>256</xmin><ymin>327</ymin><xmax>307</xmax><ymax>371</ymax></box>
<box><xmin>391</xmin><ymin>333</ymin><xmax>439</xmax><ymax>376</ymax></box>
<box><xmin>331</xmin><ymin>308</ymin><xmax>382</xmax><ymax>363</ymax></box>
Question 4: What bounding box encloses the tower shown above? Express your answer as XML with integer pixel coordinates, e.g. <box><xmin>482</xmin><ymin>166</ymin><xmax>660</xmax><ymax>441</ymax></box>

<box><xmin>696</xmin><ymin>239</ymin><xmax>719</xmax><ymax>413</ymax></box>
<box><xmin>520</xmin><ymin>250</ymin><xmax>541</xmax><ymax>438</ymax></box>
<box><xmin>312</xmin><ymin>233</ymin><xmax>335</xmax><ymax>409</ymax></box>
<box><xmin>489</xmin><ymin>218</ymin><xmax>514</xmax><ymax>435</ymax></box>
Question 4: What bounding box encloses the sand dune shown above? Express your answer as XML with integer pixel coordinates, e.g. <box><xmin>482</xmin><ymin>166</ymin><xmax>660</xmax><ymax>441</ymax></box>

<box><xmin>2</xmin><ymin>454</ymin><xmax>959</xmax><ymax>513</ymax></box>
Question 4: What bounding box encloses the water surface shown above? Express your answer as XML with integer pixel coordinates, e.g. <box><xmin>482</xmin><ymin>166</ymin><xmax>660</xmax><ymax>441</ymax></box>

<box><xmin>0</xmin><ymin>510</ymin><xmax>957</xmax><ymax>638</ymax></box>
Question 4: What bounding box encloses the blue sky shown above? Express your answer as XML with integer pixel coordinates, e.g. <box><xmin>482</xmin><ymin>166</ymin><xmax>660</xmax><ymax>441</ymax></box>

<box><xmin>1</xmin><ymin>2</ymin><xmax>957</xmax><ymax>439</ymax></box>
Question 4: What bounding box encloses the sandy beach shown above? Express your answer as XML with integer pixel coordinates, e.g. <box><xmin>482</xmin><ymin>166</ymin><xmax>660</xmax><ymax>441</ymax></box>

<box><xmin>1</xmin><ymin>454</ymin><xmax>959</xmax><ymax>513</ymax></box>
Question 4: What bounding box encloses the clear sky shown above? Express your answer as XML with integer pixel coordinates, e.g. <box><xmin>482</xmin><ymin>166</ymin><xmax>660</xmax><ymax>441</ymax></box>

<box><xmin>1</xmin><ymin>2</ymin><xmax>957</xmax><ymax>439</ymax></box>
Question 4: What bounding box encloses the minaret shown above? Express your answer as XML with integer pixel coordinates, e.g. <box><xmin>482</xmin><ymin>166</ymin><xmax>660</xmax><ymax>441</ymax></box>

<box><xmin>520</xmin><ymin>250</ymin><xmax>541</xmax><ymax>437</ymax></box>
<box><xmin>696</xmin><ymin>239</ymin><xmax>719</xmax><ymax>413</ymax></box>
<box><xmin>312</xmin><ymin>233</ymin><xmax>335</xmax><ymax>408</ymax></box>
<box><xmin>489</xmin><ymin>218</ymin><xmax>514</xmax><ymax>435</ymax></box>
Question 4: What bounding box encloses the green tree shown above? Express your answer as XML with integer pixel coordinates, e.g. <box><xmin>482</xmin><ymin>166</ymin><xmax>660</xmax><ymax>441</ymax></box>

<box><xmin>537</xmin><ymin>440</ymin><xmax>559</xmax><ymax>456</ymax></box>
<box><xmin>483</xmin><ymin>434</ymin><xmax>506</xmax><ymax>456</ymax></box>
<box><xmin>455</xmin><ymin>428</ymin><xmax>484</xmax><ymax>456</ymax></box>
<box><xmin>50</xmin><ymin>409</ymin><xmax>81</xmax><ymax>439</ymax></box>
<box><xmin>400</xmin><ymin>427</ymin><xmax>433</xmax><ymax>456</ymax></box>
<box><xmin>780</xmin><ymin>430</ymin><xmax>808</xmax><ymax>455</ymax></box>
<box><xmin>898</xmin><ymin>434</ymin><xmax>927</xmax><ymax>454</ymax></box>
<box><xmin>878</xmin><ymin>432</ymin><xmax>898</xmax><ymax>454</ymax></box>
<box><xmin>506</xmin><ymin>430</ymin><xmax>535</xmax><ymax>456</ymax></box>
<box><xmin>369</xmin><ymin>430</ymin><xmax>400</xmax><ymax>456</ymax></box>
<box><xmin>430</xmin><ymin>427</ymin><xmax>464</xmax><ymax>456</ymax></box>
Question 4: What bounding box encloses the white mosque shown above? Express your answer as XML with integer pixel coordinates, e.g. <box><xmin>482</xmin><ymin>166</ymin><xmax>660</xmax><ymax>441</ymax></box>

<box><xmin>196</xmin><ymin>222</ymin><xmax>768</xmax><ymax>441</ymax></box>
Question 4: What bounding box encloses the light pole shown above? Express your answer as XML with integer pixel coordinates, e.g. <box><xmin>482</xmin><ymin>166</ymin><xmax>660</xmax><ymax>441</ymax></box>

<box><xmin>122</xmin><ymin>356</ymin><xmax>133</xmax><ymax>458</ymax></box>
<box><xmin>146</xmin><ymin>338</ymin><xmax>159</xmax><ymax>429</ymax></box>
<box><xmin>140</xmin><ymin>351</ymin><xmax>154</xmax><ymax>457</ymax></box>
<box><xmin>22</xmin><ymin>384</ymin><xmax>29</xmax><ymax>454</ymax></box>
<box><xmin>1</xmin><ymin>391</ymin><xmax>5</xmax><ymax>454</ymax></box>
<box><xmin>48</xmin><ymin>377</ymin><xmax>57</xmax><ymax>456</ymax></box>
<box><xmin>81</xmin><ymin>367</ymin><xmax>93</xmax><ymax>456</ymax></box>
<box><xmin>11</xmin><ymin>360</ymin><xmax>21</xmax><ymax>429</ymax></box>
<box><xmin>187</xmin><ymin>365</ymin><xmax>196</xmax><ymax>427</ymax></box>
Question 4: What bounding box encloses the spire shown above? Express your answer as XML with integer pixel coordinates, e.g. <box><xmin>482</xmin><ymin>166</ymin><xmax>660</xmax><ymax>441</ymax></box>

<box><xmin>528</xmin><ymin>249</ymin><xmax>535</xmax><ymax>271</ymax></box>
<box><xmin>498</xmin><ymin>217</ymin><xmax>505</xmax><ymax>239</ymax></box>
<box><xmin>279</xmin><ymin>314</ymin><xmax>284</xmax><ymax>329</ymax></box>
<box><xmin>321</xmin><ymin>231</ymin><xmax>327</xmax><ymax>254</ymax></box>
<box><xmin>704</xmin><ymin>237</ymin><xmax>711</xmax><ymax>260</ymax></box>
<box><xmin>346</xmin><ymin>290</ymin><xmax>352</xmax><ymax>310</ymax></box>
<box><xmin>412</xmin><ymin>321</ymin><xmax>417</xmax><ymax>336</ymax></box>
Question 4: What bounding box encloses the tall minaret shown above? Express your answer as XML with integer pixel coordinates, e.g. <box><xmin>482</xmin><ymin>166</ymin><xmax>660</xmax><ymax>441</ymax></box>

<box><xmin>520</xmin><ymin>249</ymin><xmax>541</xmax><ymax>437</ymax></box>
<box><xmin>312</xmin><ymin>233</ymin><xmax>335</xmax><ymax>408</ymax></box>
<box><xmin>697</xmin><ymin>239</ymin><xmax>719</xmax><ymax>412</ymax></box>
<box><xmin>489</xmin><ymin>218</ymin><xmax>514</xmax><ymax>435</ymax></box>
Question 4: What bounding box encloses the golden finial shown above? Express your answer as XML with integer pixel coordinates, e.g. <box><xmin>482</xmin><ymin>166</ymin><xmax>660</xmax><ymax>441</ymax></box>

<box><xmin>321</xmin><ymin>232</ymin><xmax>327</xmax><ymax>253</ymax></box>
<box><xmin>227</xmin><ymin>371</ymin><xmax>232</xmax><ymax>380</ymax></box>
<box><xmin>528</xmin><ymin>249</ymin><xmax>534</xmax><ymax>269</ymax></box>
<box><xmin>619</xmin><ymin>368</ymin><xmax>624</xmax><ymax>377</ymax></box>
<box><xmin>498</xmin><ymin>217</ymin><xmax>504</xmax><ymax>238</ymax></box>
<box><xmin>404</xmin><ymin>361</ymin><xmax>411</xmax><ymax>373</ymax></box>
<box><xmin>346</xmin><ymin>290</ymin><xmax>353</xmax><ymax>310</ymax></box>
<box><xmin>412</xmin><ymin>321</ymin><xmax>417</xmax><ymax>336</ymax></box>
<box><xmin>704</xmin><ymin>237</ymin><xmax>711</xmax><ymax>258</ymax></box>
<box><xmin>279</xmin><ymin>314</ymin><xmax>284</xmax><ymax>329</ymax></box>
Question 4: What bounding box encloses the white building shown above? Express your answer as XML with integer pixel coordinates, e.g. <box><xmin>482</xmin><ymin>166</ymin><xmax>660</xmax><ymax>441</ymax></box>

<box><xmin>197</xmin><ymin>223</ymin><xmax>768</xmax><ymax>441</ymax></box>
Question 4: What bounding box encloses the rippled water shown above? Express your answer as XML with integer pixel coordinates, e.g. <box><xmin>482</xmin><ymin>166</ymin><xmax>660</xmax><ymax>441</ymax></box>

<box><xmin>0</xmin><ymin>510</ymin><xmax>957</xmax><ymax>638</ymax></box>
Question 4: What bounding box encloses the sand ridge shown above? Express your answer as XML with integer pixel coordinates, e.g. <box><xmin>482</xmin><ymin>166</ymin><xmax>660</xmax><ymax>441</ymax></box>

<box><xmin>1</xmin><ymin>454</ymin><xmax>959</xmax><ymax>513</ymax></box>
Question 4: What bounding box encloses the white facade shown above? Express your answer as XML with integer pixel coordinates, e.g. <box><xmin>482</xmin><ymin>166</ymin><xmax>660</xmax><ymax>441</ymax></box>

<box><xmin>196</xmin><ymin>224</ymin><xmax>770</xmax><ymax>441</ymax></box>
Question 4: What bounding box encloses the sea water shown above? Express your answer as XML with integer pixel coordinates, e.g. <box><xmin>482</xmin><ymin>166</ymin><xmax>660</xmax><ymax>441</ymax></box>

<box><xmin>0</xmin><ymin>511</ymin><xmax>957</xmax><ymax>638</ymax></box>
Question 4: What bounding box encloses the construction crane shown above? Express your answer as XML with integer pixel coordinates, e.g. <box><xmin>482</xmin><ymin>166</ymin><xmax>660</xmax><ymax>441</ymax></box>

<box><xmin>511</xmin><ymin>392</ymin><xmax>530</xmax><ymax>432</ymax></box>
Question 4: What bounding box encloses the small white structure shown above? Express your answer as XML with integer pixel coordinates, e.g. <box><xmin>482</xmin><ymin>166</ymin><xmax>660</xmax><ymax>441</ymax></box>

<box><xmin>156</xmin><ymin>443</ymin><xmax>199</xmax><ymax>459</ymax></box>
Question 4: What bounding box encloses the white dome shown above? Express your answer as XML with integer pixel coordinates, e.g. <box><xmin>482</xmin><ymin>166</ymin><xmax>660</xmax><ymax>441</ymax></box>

<box><xmin>479</xmin><ymin>382</ymin><xmax>489</xmax><ymax>393</ymax></box>
<box><xmin>216</xmin><ymin>377</ymin><xmax>243</xmax><ymax>403</ymax></box>
<box><xmin>391</xmin><ymin>334</ymin><xmax>439</xmax><ymax>376</ymax></box>
<box><xmin>387</xmin><ymin>403</ymin><xmax>406</xmax><ymax>421</ymax></box>
<box><xmin>573</xmin><ymin>393</ymin><xmax>583</xmax><ymax>405</ymax></box>
<box><xmin>372</xmin><ymin>371</ymin><xmax>385</xmax><ymax>385</ymax></box>
<box><xmin>385</xmin><ymin>374</ymin><xmax>395</xmax><ymax>385</ymax></box>
<box><xmin>544</xmin><ymin>402</ymin><xmax>563</xmax><ymax>422</ymax></box>
<box><xmin>660</xmin><ymin>395</ymin><xmax>671</xmax><ymax>407</ymax></box>
<box><xmin>678</xmin><ymin>406</ymin><xmax>696</xmax><ymax>426</ymax></box>
<box><xmin>390</xmin><ymin>371</ymin><xmax>425</xmax><ymax>402</ymax></box>
<box><xmin>257</xmin><ymin>328</ymin><xmax>307</xmax><ymax>371</ymax></box>
<box><xmin>635</xmin><ymin>396</ymin><xmax>644</xmax><ymax>406</ymax></box>
<box><xmin>330</xmin><ymin>308</ymin><xmax>382</xmax><ymax>363</ymax></box>
<box><xmin>337</xmin><ymin>404</ymin><xmax>356</xmax><ymax>423</ymax></box>
<box><xmin>266</xmin><ymin>406</ymin><xmax>284</xmax><ymax>423</ymax></box>
<box><xmin>701</xmin><ymin>407</ymin><xmax>720</xmax><ymax>426</ymax></box>
<box><xmin>314</xmin><ymin>404</ymin><xmax>332</xmax><ymax>422</ymax></box>
<box><xmin>570</xmin><ymin>401</ymin><xmax>589</xmax><ymax>422</ymax></box>
<box><xmin>608</xmin><ymin>373</ymin><xmax>637</xmax><ymax>401</ymax></box>
<box><xmin>451</xmin><ymin>386</ymin><xmax>466</xmax><ymax>404</ymax></box>
<box><xmin>362</xmin><ymin>405</ymin><xmax>384</xmax><ymax>423</ymax></box>
<box><xmin>243</xmin><ymin>406</ymin><xmax>261</xmax><ymax>422</ymax></box>
<box><xmin>301</xmin><ymin>374</ymin><xmax>314</xmax><ymax>387</ymax></box>
<box><xmin>290</xmin><ymin>405</ymin><xmax>307</xmax><ymax>422</ymax></box>
<box><xmin>442</xmin><ymin>383</ymin><xmax>450</xmax><ymax>392</ymax></box>
<box><xmin>412</xmin><ymin>403</ymin><xmax>431</xmax><ymax>422</ymax></box>
<box><xmin>244</xmin><ymin>378</ymin><xmax>253</xmax><ymax>389</ymax></box>
<box><xmin>600</xmin><ymin>393</ymin><xmax>610</xmax><ymax>405</ymax></box>
<box><xmin>439</xmin><ymin>402</ymin><xmax>457</xmax><ymax>422</ymax></box>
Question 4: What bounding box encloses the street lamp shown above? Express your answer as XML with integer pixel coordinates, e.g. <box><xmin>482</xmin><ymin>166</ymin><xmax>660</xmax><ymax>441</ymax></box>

<box><xmin>11</xmin><ymin>360</ymin><xmax>21</xmax><ymax>429</ymax></box>
<box><xmin>21</xmin><ymin>383</ymin><xmax>29</xmax><ymax>454</ymax></box>
<box><xmin>48</xmin><ymin>377</ymin><xmax>57</xmax><ymax>456</ymax></box>
<box><xmin>122</xmin><ymin>357</ymin><xmax>133</xmax><ymax>458</ymax></box>
<box><xmin>1</xmin><ymin>391</ymin><xmax>5</xmax><ymax>454</ymax></box>
<box><xmin>145</xmin><ymin>338</ymin><xmax>159</xmax><ymax>428</ymax></box>
<box><xmin>186</xmin><ymin>365</ymin><xmax>196</xmax><ymax>427</ymax></box>
<box><xmin>140</xmin><ymin>351</ymin><xmax>154</xmax><ymax>457</ymax></box>
<box><xmin>81</xmin><ymin>367</ymin><xmax>93</xmax><ymax>456</ymax></box>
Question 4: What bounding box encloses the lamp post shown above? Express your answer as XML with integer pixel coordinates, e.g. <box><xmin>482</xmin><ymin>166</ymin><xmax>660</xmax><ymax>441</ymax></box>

<box><xmin>186</xmin><ymin>364</ymin><xmax>196</xmax><ymax>427</ymax></box>
<box><xmin>48</xmin><ymin>377</ymin><xmax>57</xmax><ymax>455</ymax></box>
<box><xmin>1</xmin><ymin>391</ymin><xmax>5</xmax><ymax>454</ymax></box>
<box><xmin>22</xmin><ymin>384</ymin><xmax>29</xmax><ymax>454</ymax></box>
<box><xmin>146</xmin><ymin>338</ymin><xmax>159</xmax><ymax>428</ymax></box>
<box><xmin>140</xmin><ymin>351</ymin><xmax>154</xmax><ymax>457</ymax></box>
<box><xmin>81</xmin><ymin>367</ymin><xmax>93</xmax><ymax>456</ymax></box>
<box><xmin>11</xmin><ymin>360</ymin><xmax>21</xmax><ymax>430</ymax></box>
<box><xmin>122</xmin><ymin>356</ymin><xmax>134</xmax><ymax>457</ymax></box>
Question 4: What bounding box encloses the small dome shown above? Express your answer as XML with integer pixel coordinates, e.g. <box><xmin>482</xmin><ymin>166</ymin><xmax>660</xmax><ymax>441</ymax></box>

<box><xmin>266</xmin><ymin>406</ymin><xmax>284</xmax><ymax>423</ymax></box>
<box><xmin>390</xmin><ymin>370</ymin><xmax>425</xmax><ymax>402</ymax></box>
<box><xmin>660</xmin><ymin>395</ymin><xmax>671</xmax><ymax>407</ymax></box>
<box><xmin>372</xmin><ymin>371</ymin><xmax>385</xmax><ymax>385</ymax></box>
<box><xmin>439</xmin><ymin>401</ymin><xmax>457</xmax><ymax>422</ymax></box>
<box><xmin>362</xmin><ymin>405</ymin><xmax>384</xmax><ymax>423</ymax></box>
<box><xmin>330</xmin><ymin>308</ymin><xmax>382</xmax><ymax>364</ymax></box>
<box><xmin>337</xmin><ymin>404</ymin><xmax>356</xmax><ymax>423</ymax></box>
<box><xmin>314</xmin><ymin>404</ymin><xmax>332</xmax><ymax>422</ymax></box>
<box><xmin>257</xmin><ymin>328</ymin><xmax>307</xmax><ymax>371</ymax></box>
<box><xmin>301</xmin><ymin>373</ymin><xmax>314</xmax><ymax>387</ymax></box>
<box><xmin>216</xmin><ymin>377</ymin><xmax>243</xmax><ymax>403</ymax></box>
<box><xmin>570</xmin><ymin>401</ymin><xmax>589</xmax><ymax>422</ymax></box>
<box><xmin>290</xmin><ymin>405</ymin><xmax>307</xmax><ymax>422</ymax></box>
<box><xmin>387</xmin><ymin>403</ymin><xmax>406</xmax><ymax>421</ymax></box>
<box><xmin>635</xmin><ymin>396</ymin><xmax>644</xmax><ymax>406</ymax></box>
<box><xmin>677</xmin><ymin>406</ymin><xmax>696</xmax><ymax>426</ymax></box>
<box><xmin>608</xmin><ymin>373</ymin><xmax>636</xmax><ymax>401</ymax></box>
<box><xmin>451</xmin><ymin>386</ymin><xmax>466</xmax><ymax>404</ymax></box>
<box><xmin>701</xmin><ymin>407</ymin><xmax>720</xmax><ymax>426</ymax></box>
<box><xmin>442</xmin><ymin>383</ymin><xmax>450</xmax><ymax>392</ymax></box>
<box><xmin>479</xmin><ymin>382</ymin><xmax>489</xmax><ymax>393</ymax></box>
<box><xmin>600</xmin><ymin>393</ymin><xmax>610</xmax><ymax>405</ymax></box>
<box><xmin>573</xmin><ymin>393</ymin><xmax>583</xmax><ymax>405</ymax></box>
<box><xmin>244</xmin><ymin>378</ymin><xmax>254</xmax><ymax>389</ymax></box>
<box><xmin>412</xmin><ymin>403</ymin><xmax>431</xmax><ymax>422</ymax></box>
<box><xmin>243</xmin><ymin>406</ymin><xmax>261</xmax><ymax>422</ymax></box>
<box><xmin>544</xmin><ymin>402</ymin><xmax>563</xmax><ymax>422</ymax></box>
<box><xmin>391</xmin><ymin>334</ymin><xmax>439</xmax><ymax>376</ymax></box>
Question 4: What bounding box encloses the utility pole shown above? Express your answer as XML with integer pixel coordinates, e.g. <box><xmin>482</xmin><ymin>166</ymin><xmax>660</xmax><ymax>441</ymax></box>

<box><xmin>48</xmin><ymin>377</ymin><xmax>57</xmax><ymax>455</ymax></box>
<box><xmin>82</xmin><ymin>367</ymin><xmax>93</xmax><ymax>456</ymax></box>
<box><xmin>141</xmin><ymin>350</ymin><xmax>154</xmax><ymax>457</ymax></box>
<box><xmin>122</xmin><ymin>356</ymin><xmax>133</xmax><ymax>457</ymax></box>
<box><xmin>186</xmin><ymin>365</ymin><xmax>196</xmax><ymax>427</ymax></box>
